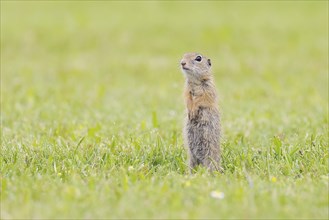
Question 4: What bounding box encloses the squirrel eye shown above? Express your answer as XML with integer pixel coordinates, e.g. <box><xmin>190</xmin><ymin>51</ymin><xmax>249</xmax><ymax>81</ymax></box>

<box><xmin>195</xmin><ymin>56</ymin><xmax>202</xmax><ymax>62</ymax></box>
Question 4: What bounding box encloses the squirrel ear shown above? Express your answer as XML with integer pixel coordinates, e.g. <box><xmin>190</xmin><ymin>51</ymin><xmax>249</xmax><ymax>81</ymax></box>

<box><xmin>207</xmin><ymin>59</ymin><xmax>211</xmax><ymax>66</ymax></box>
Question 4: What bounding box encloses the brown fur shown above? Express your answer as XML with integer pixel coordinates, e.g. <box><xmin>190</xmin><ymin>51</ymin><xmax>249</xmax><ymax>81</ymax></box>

<box><xmin>180</xmin><ymin>52</ymin><xmax>221</xmax><ymax>172</ymax></box>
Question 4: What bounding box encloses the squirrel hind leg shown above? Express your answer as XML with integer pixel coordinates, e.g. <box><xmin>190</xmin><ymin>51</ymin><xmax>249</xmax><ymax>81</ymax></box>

<box><xmin>188</xmin><ymin>155</ymin><xmax>199</xmax><ymax>173</ymax></box>
<box><xmin>203</xmin><ymin>157</ymin><xmax>222</xmax><ymax>173</ymax></box>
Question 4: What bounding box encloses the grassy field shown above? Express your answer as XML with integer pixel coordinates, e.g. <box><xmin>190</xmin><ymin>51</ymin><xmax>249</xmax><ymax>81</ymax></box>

<box><xmin>1</xmin><ymin>1</ymin><xmax>328</xmax><ymax>219</ymax></box>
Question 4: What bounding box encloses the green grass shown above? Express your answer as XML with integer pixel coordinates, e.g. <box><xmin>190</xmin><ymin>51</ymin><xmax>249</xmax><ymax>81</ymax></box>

<box><xmin>1</xmin><ymin>1</ymin><xmax>328</xmax><ymax>219</ymax></box>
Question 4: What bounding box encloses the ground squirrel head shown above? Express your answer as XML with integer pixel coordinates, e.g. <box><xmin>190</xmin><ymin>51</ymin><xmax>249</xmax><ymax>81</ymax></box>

<box><xmin>180</xmin><ymin>52</ymin><xmax>212</xmax><ymax>80</ymax></box>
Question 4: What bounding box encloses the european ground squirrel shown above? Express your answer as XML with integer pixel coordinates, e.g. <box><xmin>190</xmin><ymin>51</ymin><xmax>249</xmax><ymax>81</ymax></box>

<box><xmin>180</xmin><ymin>52</ymin><xmax>221</xmax><ymax>172</ymax></box>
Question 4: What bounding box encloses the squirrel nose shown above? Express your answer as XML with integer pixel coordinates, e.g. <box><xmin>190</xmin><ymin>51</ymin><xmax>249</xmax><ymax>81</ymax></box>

<box><xmin>181</xmin><ymin>61</ymin><xmax>186</xmax><ymax>66</ymax></box>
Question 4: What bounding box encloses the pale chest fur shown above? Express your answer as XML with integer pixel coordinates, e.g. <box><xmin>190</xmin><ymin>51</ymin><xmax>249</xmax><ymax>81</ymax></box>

<box><xmin>184</xmin><ymin>81</ymin><xmax>218</xmax><ymax>119</ymax></box>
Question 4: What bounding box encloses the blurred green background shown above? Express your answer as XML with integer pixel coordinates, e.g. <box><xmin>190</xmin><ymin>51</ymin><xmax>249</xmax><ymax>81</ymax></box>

<box><xmin>1</xmin><ymin>1</ymin><xmax>328</xmax><ymax>219</ymax></box>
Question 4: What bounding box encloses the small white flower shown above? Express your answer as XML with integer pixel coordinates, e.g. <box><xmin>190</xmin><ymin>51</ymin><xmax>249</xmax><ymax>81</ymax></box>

<box><xmin>128</xmin><ymin>166</ymin><xmax>134</xmax><ymax>171</ymax></box>
<box><xmin>210</xmin><ymin>191</ymin><xmax>225</xmax><ymax>199</ymax></box>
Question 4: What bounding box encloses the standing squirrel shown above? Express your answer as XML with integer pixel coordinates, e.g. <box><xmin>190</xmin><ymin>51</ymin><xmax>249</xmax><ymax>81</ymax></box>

<box><xmin>180</xmin><ymin>52</ymin><xmax>221</xmax><ymax>172</ymax></box>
